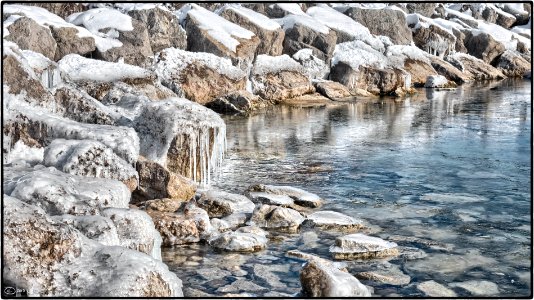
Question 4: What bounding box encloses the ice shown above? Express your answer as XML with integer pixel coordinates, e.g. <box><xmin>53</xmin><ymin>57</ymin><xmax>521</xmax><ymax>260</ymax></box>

<box><xmin>182</xmin><ymin>4</ymin><xmax>255</xmax><ymax>53</ymax></box>
<box><xmin>269</xmin><ymin>3</ymin><xmax>307</xmax><ymax>16</ymax></box>
<box><xmin>59</xmin><ymin>54</ymin><xmax>152</xmax><ymax>82</ymax></box>
<box><xmin>424</xmin><ymin>75</ymin><xmax>449</xmax><ymax>88</ymax></box>
<box><xmin>275</xmin><ymin>14</ymin><xmax>331</xmax><ymax>35</ymax></box>
<box><xmin>223</xmin><ymin>4</ymin><xmax>281</xmax><ymax>31</ymax></box>
<box><xmin>4</xmin><ymin>140</ymin><xmax>44</xmax><ymax>165</ymax></box>
<box><xmin>252</xmin><ymin>54</ymin><xmax>303</xmax><ymax>76</ymax></box>
<box><xmin>114</xmin><ymin>3</ymin><xmax>169</xmax><ymax>13</ymax></box>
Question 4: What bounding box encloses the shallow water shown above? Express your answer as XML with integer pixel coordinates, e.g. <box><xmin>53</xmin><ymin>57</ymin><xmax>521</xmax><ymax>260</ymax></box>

<box><xmin>163</xmin><ymin>79</ymin><xmax>532</xmax><ymax>297</ymax></box>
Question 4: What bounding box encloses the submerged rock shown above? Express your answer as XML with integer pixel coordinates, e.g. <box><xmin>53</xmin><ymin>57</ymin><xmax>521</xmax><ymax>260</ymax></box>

<box><xmin>303</xmin><ymin>210</ymin><xmax>364</xmax><ymax>231</ymax></box>
<box><xmin>300</xmin><ymin>260</ymin><xmax>371</xmax><ymax>297</ymax></box>
<box><xmin>449</xmin><ymin>280</ymin><xmax>500</xmax><ymax>296</ymax></box>
<box><xmin>216</xmin><ymin>279</ymin><xmax>268</xmax><ymax>293</ymax></box>
<box><xmin>247</xmin><ymin>184</ymin><xmax>323</xmax><ymax>208</ymax></box>
<box><xmin>198</xmin><ymin>190</ymin><xmax>255</xmax><ymax>218</ymax></box>
<box><xmin>329</xmin><ymin>233</ymin><xmax>399</xmax><ymax>260</ymax></box>
<box><xmin>249</xmin><ymin>204</ymin><xmax>305</xmax><ymax>233</ymax></box>
<box><xmin>208</xmin><ymin>226</ymin><xmax>268</xmax><ymax>252</ymax></box>
<box><xmin>417</xmin><ymin>280</ymin><xmax>457</xmax><ymax>297</ymax></box>
<box><xmin>354</xmin><ymin>263</ymin><xmax>411</xmax><ymax>286</ymax></box>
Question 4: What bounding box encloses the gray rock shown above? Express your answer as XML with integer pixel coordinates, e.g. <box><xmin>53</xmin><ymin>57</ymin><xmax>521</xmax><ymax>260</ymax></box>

<box><xmin>481</xmin><ymin>5</ymin><xmax>516</xmax><ymax>28</ymax></box>
<box><xmin>313</xmin><ymin>81</ymin><xmax>354</xmax><ymax>101</ymax></box>
<box><xmin>445</xmin><ymin>53</ymin><xmax>505</xmax><ymax>80</ymax></box>
<box><xmin>281</xmin><ymin>19</ymin><xmax>337</xmax><ymax>62</ymax></box>
<box><xmin>463</xmin><ymin>31</ymin><xmax>506</xmax><ymax>64</ymax></box>
<box><xmin>411</xmin><ymin>21</ymin><xmax>456</xmax><ymax>58</ymax></box>
<box><xmin>50</xmin><ymin>26</ymin><xmax>96</xmax><ymax>61</ymax></box>
<box><xmin>417</xmin><ymin>280</ymin><xmax>457</xmax><ymax>297</ymax></box>
<box><xmin>253</xmin><ymin>264</ymin><xmax>287</xmax><ymax>288</ymax></box>
<box><xmin>209</xmin><ymin>227</ymin><xmax>267</xmax><ymax>252</ymax></box>
<box><xmin>6</xmin><ymin>17</ymin><xmax>57</xmax><ymax>61</ymax></box>
<box><xmin>355</xmin><ymin>263</ymin><xmax>411</xmax><ymax>286</ymax></box>
<box><xmin>495</xmin><ymin>50</ymin><xmax>531</xmax><ymax>77</ymax></box>
<box><xmin>292</xmin><ymin>48</ymin><xmax>330</xmax><ymax>80</ymax></box>
<box><xmin>429</xmin><ymin>56</ymin><xmax>472</xmax><ymax>84</ymax></box>
<box><xmin>265</xmin><ymin>3</ymin><xmax>305</xmax><ymax>18</ymax></box>
<box><xmin>449</xmin><ymin>280</ymin><xmax>500</xmax><ymax>296</ymax></box>
<box><xmin>128</xmin><ymin>7</ymin><xmax>186</xmax><ymax>53</ymax></box>
<box><xmin>406</xmin><ymin>3</ymin><xmax>437</xmax><ymax>17</ymax></box>
<box><xmin>300</xmin><ymin>260</ymin><xmax>371</xmax><ymax>297</ymax></box>
<box><xmin>303</xmin><ymin>211</ymin><xmax>364</xmax><ymax>231</ymax></box>
<box><xmin>248</xmin><ymin>192</ymin><xmax>294</xmax><ymax>206</ymax></box>
<box><xmin>196</xmin><ymin>268</ymin><xmax>231</xmax><ymax>281</ymax></box>
<box><xmin>343</xmin><ymin>7</ymin><xmax>412</xmax><ymax>45</ymax></box>
<box><xmin>198</xmin><ymin>190</ymin><xmax>255</xmax><ymax>218</ymax></box>
<box><xmin>205</xmin><ymin>90</ymin><xmax>267</xmax><ymax>115</ymax></box>
<box><xmin>329</xmin><ymin>234</ymin><xmax>399</xmax><ymax>260</ymax></box>
<box><xmin>216</xmin><ymin>279</ymin><xmax>268</xmax><ymax>293</ymax></box>
<box><xmin>250</xmin><ymin>204</ymin><xmax>305</xmax><ymax>233</ymax></box>
<box><xmin>247</xmin><ymin>184</ymin><xmax>323</xmax><ymax>208</ymax></box>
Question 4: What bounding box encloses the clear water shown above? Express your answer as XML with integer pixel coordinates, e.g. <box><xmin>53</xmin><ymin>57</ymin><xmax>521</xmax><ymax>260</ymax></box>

<box><xmin>163</xmin><ymin>79</ymin><xmax>532</xmax><ymax>297</ymax></box>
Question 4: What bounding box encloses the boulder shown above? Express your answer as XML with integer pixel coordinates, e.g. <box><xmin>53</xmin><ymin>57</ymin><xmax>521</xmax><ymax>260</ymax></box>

<box><xmin>154</xmin><ymin>48</ymin><xmax>247</xmax><ymax>105</ymax></box>
<box><xmin>445</xmin><ymin>53</ymin><xmax>506</xmax><ymax>80</ymax></box>
<box><xmin>463</xmin><ymin>31</ymin><xmax>506</xmax><ymax>64</ymax></box>
<box><xmin>265</xmin><ymin>3</ymin><xmax>306</xmax><ymax>18</ymax></box>
<box><xmin>501</xmin><ymin>3</ymin><xmax>530</xmax><ymax>26</ymax></box>
<box><xmin>410</xmin><ymin>19</ymin><xmax>456</xmax><ymax>58</ymax></box>
<box><xmin>142</xmin><ymin>198</ymin><xmax>184</xmax><ymax>213</ymax></box>
<box><xmin>127</xmin><ymin>7</ymin><xmax>187</xmax><ymax>53</ymax></box>
<box><xmin>247</xmin><ymin>184</ymin><xmax>323</xmax><ymax>208</ymax></box>
<box><xmin>494</xmin><ymin>50</ymin><xmax>531</xmax><ymax>77</ymax></box>
<box><xmin>303</xmin><ymin>211</ymin><xmax>364</xmax><ymax>231</ymax></box>
<box><xmin>26</xmin><ymin>3</ymin><xmax>86</xmax><ymax>19</ymax></box>
<box><xmin>329</xmin><ymin>234</ymin><xmax>399</xmax><ymax>260</ymax></box>
<box><xmin>221</xmin><ymin>5</ymin><xmax>285</xmax><ymax>56</ymax></box>
<box><xmin>429</xmin><ymin>56</ymin><xmax>472</xmax><ymax>83</ymax></box>
<box><xmin>5</xmin><ymin>17</ymin><xmax>57</xmax><ymax>61</ymax></box>
<box><xmin>183</xmin><ymin>4</ymin><xmax>260</xmax><ymax>69</ymax></box>
<box><xmin>300</xmin><ymin>260</ymin><xmax>371</xmax><ymax>297</ymax></box>
<box><xmin>50</xmin><ymin>26</ymin><xmax>96</xmax><ymax>61</ymax></box>
<box><xmin>313</xmin><ymin>81</ymin><xmax>354</xmax><ymax>101</ymax></box>
<box><xmin>402</xmin><ymin>58</ymin><xmax>438</xmax><ymax>87</ymax></box>
<box><xmin>417</xmin><ymin>280</ymin><xmax>458</xmax><ymax>297</ymax></box>
<box><xmin>424</xmin><ymin>75</ymin><xmax>457</xmax><ymax>88</ymax></box>
<box><xmin>216</xmin><ymin>279</ymin><xmax>268</xmax><ymax>294</ymax></box>
<box><xmin>210</xmin><ymin>212</ymin><xmax>250</xmax><ymax>232</ymax></box>
<box><xmin>250</xmin><ymin>54</ymin><xmax>315</xmax><ymax>101</ymax></box>
<box><xmin>51</xmin><ymin>214</ymin><xmax>120</xmax><ymax>246</ymax></box>
<box><xmin>208</xmin><ymin>226</ymin><xmax>268</xmax><ymax>252</ymax></box>
<box><xmin>135</xmin><ymin>156</ymin><xmax>197</xmax><ymax>201</ymax></box>
<box><xmin>342</xmin><ymin>6</ymin><xmax>412</xmax><ymax>45</ymax></box>
<box><xmin>42</xmin><ymin>139</ymin><xmax>138</xmax><ymax>192</ymax></box>
<box><xmin>205</xmin><ymin>90</ymin><xmax>268</xmax><ymax>115</ymax></box>
<box><xmin>198</xmin><ymin>190</ymin><xmax>255</xmax><ymax>218</ymax></box>
<box><xmin>249</xmin><ymin>204</ymin><xmax>305</xmax><ymax>233</ymax></box>
<box><xmin>354</xmin><ymin>262</ymin><xmax>411</xmax><ymax>286</ymax></box>
<box><xmin>292</xmin><ymin>48</ymin><xmax>330</xmax><ymax>80</ymax></box>
<box><xmin>481</xmin><ymin>5</ymin><xmax>516</xmax><ymax>29</ymax></box>
<box><xmin>247</xmin><ymin>192</ymin><xmax>295</xmax><ymax>207</ymax></box>
<box><xmin>406</xmin><ymin>3</ymin><xmax>437</xmax><ymax>17</ymax></box>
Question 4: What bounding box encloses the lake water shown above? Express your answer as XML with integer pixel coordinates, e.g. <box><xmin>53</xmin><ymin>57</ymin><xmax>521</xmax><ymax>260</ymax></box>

<box><xmin>163</xmin><ymin>79</ymin><xmax>532</xmax><ymax>297</ymax></box>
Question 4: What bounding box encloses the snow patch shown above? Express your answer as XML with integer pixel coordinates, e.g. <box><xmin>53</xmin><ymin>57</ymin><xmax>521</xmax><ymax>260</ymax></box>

<box><xmin>252</xmin><ymin>54</ymin><xmax>303</xmax><ymax>76</ymax></box>
<box><xmin>224</xmin><ymin>4</ymin><xmax>281</xmax><ymax>31</ymax></box>
<box><xmin>59</xmin><ymin>54</ymin><xmax>152</xmax><ymax>82</ymax></box>
<box><xmin>275</xmin><ymin>14</ymin><xmax>330</xmax><ymax>35</ymax></box>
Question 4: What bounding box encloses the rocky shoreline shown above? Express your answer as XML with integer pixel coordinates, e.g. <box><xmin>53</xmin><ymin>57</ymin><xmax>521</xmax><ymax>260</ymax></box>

<box><xmin>2</xmin><ymin>2</ymin><xmax>531</xmax><ymax>297</ymax></box>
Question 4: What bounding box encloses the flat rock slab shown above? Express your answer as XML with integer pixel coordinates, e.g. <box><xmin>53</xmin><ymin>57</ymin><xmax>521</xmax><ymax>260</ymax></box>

<box><xmin>209</xmin><ymin>228</ymin><xmax>267</xmax><ymax>252</ymax></box>
<box><xmin>249</xmin><ymin>204</ymin><xmax>305</xmax><ymax>233</ymax></box>
<box><xmin>247</xmin><ymin>184</ymin><xmax>323</xmax><ymax>208</ymax></box>
<box><xmin>198</xmin><ymin>190</ymin><xmax>255</xmax><ymax>218</ymax></box>
<box><xmin>355</xmin><ymin>264</ymin><xmax>411</xmax><ymax>286</ymax></box>
<box><xmin>303</xmin><ymin>210</ymin><xmax>364</xmax><ymax>231</ymax></box>
<box><xmin>417</xmin><ymin>280</ymin><xmax>457</xmax><ymax>297</ymax></box>
<box><xmin>449</xmin><ymin>280</ymin><xmax>500</xmax><ymax>296</ymax></box>
<box><xmin>248</xmin><ymin>192</ymin><xmax>294</xmax><ymax>206</ymax></box>
<box><xmin>216</xmin><ymin>279</ymin><xmax>268</xmax><ymax>293</ymax></box>
<box><xmin>330</xmin><ymin>233</ymin><xmax>399</xmax><ymax>260</ymax></box>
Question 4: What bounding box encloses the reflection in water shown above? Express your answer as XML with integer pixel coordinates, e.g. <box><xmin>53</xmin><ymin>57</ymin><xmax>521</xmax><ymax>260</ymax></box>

<box><xmin>166</xmin><ymin>79</ymin><xmax>531</xmax><ymax>297</ymax></box>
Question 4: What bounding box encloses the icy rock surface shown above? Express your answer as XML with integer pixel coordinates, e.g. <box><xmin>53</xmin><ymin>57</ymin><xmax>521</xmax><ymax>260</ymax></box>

<box><xmin>198</xmin><ymin>189</ymin><xmax>255</xmax><ymax>218</ymax></box>
<box><xmin>208</xmin><ymin>226</ymin><xmax>268</xmax><ymax>252</ymax></box>
<box><xmin>51</xmin><ymin>214</ymin><xmax>121</xmax><ymax>246</ymax></box>
<box><xmin>329</xmin><ymin>233</ymin><xmax>399</xmax><ymax>259</ymax></box>
<box><xmin>247</xmin><ymin>184</ymin><xmax>323</xmax><ymax>208</ymax></box>
<box><xmin>424</xmin><ymin>75</ymin><xmax>451</xmax><ymax>88</ymax></box>
<box><xmin>303</xmin><ymin>211</ymin><xmax>364</xmax><ymax>231</ymax></box>
<box><xmin>249</xmin><ymin>204</ymin><xmax>305</xmax><ymax>233</ymax></box>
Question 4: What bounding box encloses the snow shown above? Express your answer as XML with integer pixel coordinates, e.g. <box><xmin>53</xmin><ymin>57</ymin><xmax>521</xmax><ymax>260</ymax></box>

<box><xmin>474</xmin><ymin>21</ymin><xmax>531</xmax><ymax>51</ymax></box>
<box><xmin>59</xmin><ymin>54</ymin><xmax>152</xmax><ymax>82</ymax></box>
<box><xmin>386</xmin><ymin>45</ymin><xmax>431</xmax><ymax>65</ymax></box>
<box><xmin>114</xmin><ymin>3</ymin><xmax>169</xmax><ymax>13</ymax></box>
<box><xmin>185</xmin><ymin>4</ymin><xmax>255</xmax><ymax>53</ymax></box>
<box><xmin>224</xmin><ymin>4</ymin><xmax>281</xmax><ymax>31</ymax></box>
<box><xmin>4</xmin><ymin>140</ymin><xmax>44</xmax><ymax>165</ymax></box>
<box><xmin>252</xmin><ymin>54</ymin><xmax>303</xmax><ymax>76</ymax></box>
<box><xmin>511</xmin><ymin>19</ymin><xmax>531</xmax><ymax>38</ymax></box>
<box><xmin>270</xmin><ymin>3</ymin><xmax>306</xmax><ymax>16</ymax></box>
<box><xmin>424</xmin><ymin>75</ymin><xmax>449</xmax><ymax>88</ymax></box>
<box><xmin>332</xmin><ymin>40</ymin><xmax>389</xmax><ymax>70</ymax></box>
<box><xmin>154</xmin><ymin>48</ymin><xmax>245</xmax><ymax>82</ymax></box>
<box><xmin>276</xmin><ymin>14</ymin><xmax>331</xmax><ymax>35</ymax></box>
<box><xmin>292</xmin><ymin>49</ymin><xmax>330</xmax><ymax>80</ymax></box>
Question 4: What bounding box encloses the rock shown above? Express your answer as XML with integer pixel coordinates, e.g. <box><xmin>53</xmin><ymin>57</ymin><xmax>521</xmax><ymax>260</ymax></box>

<box><xmin>247</xmin><ymin>192</ymin><xmax>294</xmax><ymax>206</ymax></box>
<box><xmin>205</xmin><ymin>90</ymin><xmax>268</xmax><ymax>115</ymax></box>
<box><xmin>303</xmin><ymin>211</ymin><xmax>364</xmax><ymax>231</ymax></box>
<box><xmin>127</xmin><ymin>7</ymin><xmax>187</xmax><ymax>53</ymax></box>
<box><xmin>410</xmin><ymin>21</ymin><xmax>456</xmax><ymax>58</ymax></box>
<box><xmin>25</xmin><ymin>3</ymin><xmax>86</xmax><ymax>19</ymax></box>
<box><xmin>253</xmin><ymin>264</ymin><xmax>288</xmax><ymax>288</ymax></box>
<box><xmin>292</xmin><ymin>48</ymin><xmax>330</xmax><ymax>80</ymax></box>
<box><xmin>183</xmin><ymin>4</ymin><xmax>260</xmax><ymax>69</ymax></box>
<box><xmin>5</xmin><ymin>17</ymin><xmax>57</xmax><ymax>61</ymax></box>
<box><xmin>251</xmin><ymin>54</ymin><xmax>315</xmax><ymax>101</ymax></box>
<box><xmin>424</xmin><ymin>75</ymin><xmax>456</xmax><ymax>88</ymax></box>
<box><xmin>445</xmin><ymin>53</ymin><xmax>506</xmax><ymax>80</ymax></box>
<box><xmin>42</xmin><ymin>139</ymin><xmax>138</xmax><ymax>192</ymax></box>
<box><xmin>101</xmin><ymin>208</ymin><xmax>162</xmax><ymax>259</ymax></box>
<box><xmin>495</xmin><ymin>50</ymin><xmax>531</xmax><ymax>77</ymax></box>
<box><xmin>250</xmin><ymin>204</ymin><xmax>305</xmax><ymax>233</ymax></box>
<box><xmin>143</xmin><ymin>198</ymin><xmax>184</xmax><ymax>213</ymax></box>
<box><xmin>51</xmin><ymin>214</ymin><xmax>120</xmax><ymax>246</ymax></box>
<box><xmin>3</xmin><ymin>195</ymin><xmax>183</xmax><ymax>297</ymax></box>
<box><xmin>449</xmin><ymin>280</ymin><xmax>500</xmax><ymax>296</ymax></box>
<box><xmin>402</xmin><ymin>58</ymin><xmax>439</xmax><ymax>87</ymax></box>
<box><xmin>279</xmin><ymin>15</ymin><xmax>337</xmax><ymax>61</ymax></box>
<box><xmin>417</xmin><ymin>280</ymin><xmax>457</xmax><ymax>297</ymax></box>
<box><xmin>196</xmin><ymin>268</ymin><xmax>231</xmax><ymax>281</ymax></box>
<box><xmin>429</xmin><ymin>56</ymin><xmax>472</xmax><ymax>83</ymax></box>
<box><xmin>463</xmin><ymin>31</ymin><xmax>506</xmax><ymax>64</ymax></box>
<box><xmin>482</xmin><ymin>5</ymin><xmax>516</xmax><ymax>29</ymax></box>
<box><xmin>502</xmin><ymin>4</ymin><xmax>530</xmax><ymax>26</ymax></box>
<box><xmin>198</xmin><ymin>190</ymin><xmax>255</xmax><ymax>218</ymax></box>
<box><xmin>343</xmin><ymin>6</ymin><xmax>412</xmax><ymax>45</ymax></box>
<box><xmin>406</xmin><ymin>3</ymin><xmax>437</xmax><ymax>17</ymax></box>
<box><xmin>50</xmin><ymin>26</ymin><xmax>96</xmax><ymax>61</ymax></box>
<box><xmin>265</xmin><ymin>3</ymin><xmax>305</xmax><ymax>18</ymax></box>
<box><xmin>154</xmin><ymin>48</ymin><xmax>247</xmax><ymax>105</ymax></box>
<box><xmin>354</xmin><ymin>263</ymin><xmax>411</xmax><ymax>286</ymax></box>
<box><xmin>221</xmin><ymin>5</ymin><xmax>285</xmax><ymax>56</ymax></box>
<box><xmin>286</xmin><ymin>250</ymin><xmax>348</xmax><ymax>270</ymax></box>
<box><xmin>329</xmin><ymin>234</ymin><xmax>399</xmax><ymax>260</ymax></box>
<box><xmin>300</xmin><ymin>260</ymin><xmax>371</xmax><ymax>297</ymax></box>
<box><xmin>280</xmin><ymin>93</ymin><xmax>334</xmax><ymax>107</ymax></box>
<box><xmin>313</xmin><ymin>81</ymin><xmax>354</xmax><ymax>101</ymax></box>
<box><xmin>208</xmin><ymin>227</ymin><xmax>268</xmax><ymax>252</ymax></box>
<box><xmin>216</xmin><ymin>279</ymin><xmax>268</xmax><ymax>293</ymax></box>
<box><xmin>247</xmin><ymin>184</ymin><xmax>323</xmax><ymax>208</ymax></box>
<box><xmin>133</xmin><ymin>98</ymin><xmax>226</xmax><ymax>185</ymax></box>
<box><xmin>135</xmin><ymin>157</ymin><xmax>197</xmax><ymax>201</ymax></box>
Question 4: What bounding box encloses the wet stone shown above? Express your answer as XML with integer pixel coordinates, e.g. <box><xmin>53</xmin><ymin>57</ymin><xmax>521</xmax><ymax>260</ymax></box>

<box><xmin>449</xmin><ymin>280</ymin><xmax>500</xmax><ymax>296</ymax></box>
<box><xmin>302</xmin><ymin>210</ymin><xmax>365</xmax><ymax>231</ymax></box>
<box><xmin>417</xmin><ymin>280</ymin><xmax>458</xmax><ymax>297</ymax></box>
<box><xmin>216</xmin><ymin>279</ymin><xmax>269</xmax><ymax>293</ymax></box>
<box><xmin>330</xmin><ymin>233</ymin><xmax>399</xmax><ymax>260</ymax></box>
<box><xmin>196</xmin><ymin>268</ymin><xmax>232</xmax><ymax>281</ymax></box>
<box><xmin>355</xmin><ymin>263</ymin><xmax>411</xmax><ymax>286</ymax></box>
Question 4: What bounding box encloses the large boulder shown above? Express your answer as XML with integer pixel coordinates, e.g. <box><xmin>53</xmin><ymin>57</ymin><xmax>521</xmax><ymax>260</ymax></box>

<box><xmin>135</xmin><ymin>156</ymin><xmax>197</xmax><ymax>202</ymax></box>
<box><xmin>182</xmin><ymin>4</ymin><xmax>260</xmax><ymax>69</ymax></box>
<box><xmin>329</xmin><ymin>233</ymin><xmax>399</xmax><ymax>260</ymax></box>
<box><xmin>408</xmin><ymin>15</ymin><xmax>457</xmax><ymax>58</ymax></box>
<box><xmin>463</xmin><ymin>31</ymin><xmax>506</xmax><ymax>64</ymax></box>
<box><xmin>292</xmin><ymin>48</ymin><xmax>330</xmax><ymax>80</ymax></box>
<box><xmin>250</xmin><ymin>54</ymin><xmax>315</xmax><ymax>101</ymax></box>
<box><xmin>249</xmin><ymin>204</ymin><xmax>305</xmax><ymax>233</ymax></box>
<box><xmin>429</xmin><ymin>56</ymin><xmax>472</xmax><ymax>83</ymax></box>
<box><xmin>501</xmin><ymin>3</ymin><xmax>530</xmax><ymax>26</ymax></box>
<box><xmin>342</xmin><ymin>6</ymin><xmax>412</xmax><ymax>45</ymax></box>
<box><xmin>5</xmin><ymin>17</ymin><xmax>57</xmax><ymax>61</ymax></box>
<box><xmin>221</xmin><ymin>5</ymin><xmax>285</xmax><ymax>56</ymax></box>
<box><xmin>198</xmin><ymin>190</ymin><xmax>255</xmax><ymax>218</ymax></box>
<box><xmin>154</xmin><ymin>48</ymin><xmax>247</xmax><ymax>105</ymax></box>
<box><xmin>43</xmin><ymin>139</ymin><xmax>138</xmax><ymax>191</ymax></box>
<box><xmin>50</xmin><ymin>26</ymin><xmax>96</xmax><ymax>61</ymax></box>
<box><xmin>481</xmin><ymin>4</ymin><xmax>517</xmax><ymax>29</ymax></box>
<box><xmin>300</xmin><ymin>260</ymin><xmax>371</xmax><ymax>297</ymax></box>
<box><xmin>494</xmin><ymin>50</ymin><xmax>531</xmax><ymax>77</ymax></box>
<box><xmin>445</xmin><ymin>53</ymin><xmax>506</xmax><ymax>80</ymax></box>
<box><xmin>127</xmin><ymin>6</ymin><xmax>187</xmax><ymax>53</ymax></box>
<box><xmin>205</xmin><ymin>90</ymin><xmax>268</xmax><ymax>115</ymax></box>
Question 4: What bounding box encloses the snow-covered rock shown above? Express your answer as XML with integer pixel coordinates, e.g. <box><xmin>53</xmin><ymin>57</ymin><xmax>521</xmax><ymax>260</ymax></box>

<box><xmin>154</xmin><ymin>47</ymin><xmax>246</xmax><ymax>105</ymax></box>
<box><xmin>250</xmin><ymin>54</ymin><xmax>315</xmax><ymax>101</ymax></box>
<box><xmin>407</xmin><ymin>13</ymin><xmax>458</xmax><ymax>58</ymax></box>
<box><xmin>266</xmin><ymin>3</ymin><xmax>306</xmax><ymax>18</ymax></box>
<box><xmin>43</xmin><ymin>139</ymin><xmax>138</xmax><ymax>191</ymax></box>
<box><xmin>52</xmin><ymin>214</ymin><xmax>121</xmax><ymax>246</ymax></box>
<box><xmin>429</xmin><ymin>55</ymin><xmax>472</xmax><ymax>83</ymax></box>
<box><xmin>181</xmin><ymin>4</ymin><xmax>260</xmax><ymax>69</ymax></box>
<box><xmin>221</xmin><ymin>4</ymin><xmax>285</xmax><ymax>56</ymax></box>
<box><xmin>198</xmin><ymin>189</ymin><xmax>256</xmax><ymax>218</ymax></box>
<box><xmin>463</xmin><ymin>31</ymin><xmax>506</xmax><ymax>64</ymax></box>
<box><xmin>247</xmin><ymin>192</ymin><xmax>295</xmax><ymax>206</ymax></box>
<box><xmin>292</xmin><ymin>48</ymin><xmax>330</xmax><ymax>80</ymax></box>
<box><xmin>494</xmin><ymin>50</ymin><xmax>531</xmax><ymax>77</ymax></box>
<box><xmin>5</xmin><ymin>16</ymin><xmax>57</xmax><ymax>60</ymax></box>
<box><xmin>303</xmin><ymin>211</ymin><xmax>365</xmax><ymax>231</ymax></box>
<box><xmin>247</xmin><ymin>184</ymin><xmax>324</xmax><ymax>208</ymax></box>
<box><xmin>300</xmin><ymin>260</ymin><xmax>371</xmax><ymax>297</ymax></box>
<box><xmin>249</xmin><ymin>204</ymin><xmax>305</xmax><ymax>233</ymax></box>
<box><xmin>208</xmin><ymin>226</ymin><xmax>268</xmax><ymax>252</ymax></box>
<box><xmin>424</xmin><ymin>75</ymin><xmax>456</xmax><ymax>88</ymax></box>
<box><xmin>133</xmin><ymin>98</ymin><xmax>226</xmax><ymax>186</ymax></box>
<box><xmin>445</xmin><ymin>52</ymin><xmax>505</xmax><ymax>80</ymax></box>
<box><xmin>329</xmin><ymin>233</ymin><xmax>399</xmax><ymax>259</ymax></box>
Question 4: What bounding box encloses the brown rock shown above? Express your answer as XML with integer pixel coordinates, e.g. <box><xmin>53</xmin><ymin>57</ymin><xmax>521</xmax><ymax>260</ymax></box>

<box><xmin>495</xmin><ymin>50</ymin><xmax>531</xmax><ymax>77</ymax></box>
<box><xmin>252</xmin><ymin>70</ymin><xmax>315</xmax><ymax>101</ymax></box>
<box><xmin>206</xmin><ymin>90</ymin><xmax>269</xmax><ymax>115</ymax></box>
<box><xmin>50</xmin><ymin>26</ymin><xmax>96</xmax><ymax>61</ymax></box>
<box><xmin>25</xmin><ymin>3</ymin><xmax>86</xmax><ymax>19</ymax></box>
<box><xmin>403</xmin><ymin>59</ymin><xmax>438</xmax><ymax>87</ymax></box>
<box><xmin>6</xmin><ymin>17</ymin><xmax>57</xmax><ymax>60</ymax></box>
<box><xmin>144</xmin><ymin>198</ymin><xmax>184</xmax><ymax>213</ymax></box>
<box><xmin>282</xmin><ymin>21</ymin><xmax>337</xmax><ymax>62</ymax></box>
<box><xmin>343</xmin><ymin>7</ymin><xmax>412</xmax><ymax>45</ymax></box>
<box><xmin>445</xmin><ymin>53</ymin><xmax>506</xmax><ymax>80</ymax></box>
<box><xmin>463</xmin><ymin>31</ymin><xmax>506</xmax><ymax>64</ymax></box>
<box><xmin>429</xmin><ymin>56</ymin><xmax>472</xmax><ymax>83</ymax></box>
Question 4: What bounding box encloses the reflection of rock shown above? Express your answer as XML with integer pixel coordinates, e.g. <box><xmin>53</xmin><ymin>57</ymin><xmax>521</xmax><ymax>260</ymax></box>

<box><xmin>300</xmin><ymin>260</ymin><xmax>371</xmax><ymax>297</ymax></box>
<box><xmin>417</xmin><ymin>280</ymin><xmax>457</xmax><ymax>297</ymax></box>
<box><xmin>449</xmin><ymin>280</ymin><xmax>500</xmax><ymax>296</ymax></box>
<box><xmin>302</xmin><ymin>211</ymin><xmax>364</xmax><ymax>231</ymax></box>
<box><xmin>250</xmin><ymin>204</ymin><xmax>305</xmax><ymax>233</ymax></box>
<box><xmin>329</xmin><ymin>234</ymin><xmax>399</xmax><ymax>259</ymax></box>
<box><xmin>198</xmin><ymin>190</ymin><xmax>255</xmax><ymax>218</ymax></box>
